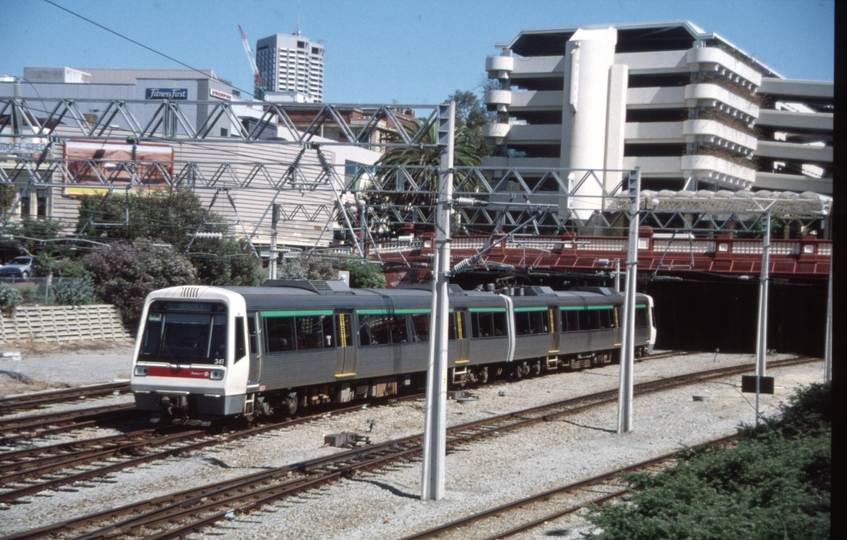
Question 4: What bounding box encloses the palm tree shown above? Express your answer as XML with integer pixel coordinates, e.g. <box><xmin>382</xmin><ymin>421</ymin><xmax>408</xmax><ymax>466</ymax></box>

<box><xmin>358</xmin><ymin>118</ymin><xmax>482</xmax><ymax>236</ymax></box>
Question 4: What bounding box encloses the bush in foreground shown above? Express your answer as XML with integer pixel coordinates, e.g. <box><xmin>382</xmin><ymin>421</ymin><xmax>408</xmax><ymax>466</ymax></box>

<box><xmin>582</xmin><ymin>382</ymin><xmax>830</xmax><ymax>540</ymax></box>
<box><xmin>84</xmin><ymin>240</ymin><xmax>196</xmax><ymax>326</ymax></box>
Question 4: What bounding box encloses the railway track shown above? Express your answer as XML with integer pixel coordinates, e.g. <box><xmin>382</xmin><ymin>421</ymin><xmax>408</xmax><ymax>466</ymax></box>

<box><xmin>0</xmin><ymin>403</ymin><xmax>143</xmax><ymax>447</ymax></box>
<box><xmin>0</xmin><ymin>351</ymin><xmax>688</xmax><ymax>419</ymax></box>
<box><xmin>1</xmin><ymin>356</ymin><xmax>817</xmax><ymax>540</ymax></box>
<box><xmin>0</xmin><ymin>383</ymin><xmax>131</xmax><ymax>415</ymax></box>
<box><xmin>402</xmin><ymin>435</ymin><xmax>739</xmax><ymax>540</ymax></box>
<box><xmin>0</xmin><ymin>395</ymin><xmax>414</xmax><ymax>506</ymax></box>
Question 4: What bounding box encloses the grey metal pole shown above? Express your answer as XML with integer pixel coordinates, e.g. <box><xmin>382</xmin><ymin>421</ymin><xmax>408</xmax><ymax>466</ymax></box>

<box><xmin>614</xmin><ymin>259</ymin><xmax>620</xmax><ymax>293</ymax></box>
<box><xmin>754</xmin><ymin>211</ymin><xmax>771</xmax><ymax>426</ymax></box>
<box><xmin>617</xmin><ymin>168</ymin><xmax>640</xmax><ymax>434</ymax></box>
<box><xmin>824</xmin><ymin>257</ymin><xmax>832</xmax><ymax>383</ymax></box>
<box><xmin>421</xmin><ymin>101</ymin><xmax>454</xmax><ymax>501</ymax></box>
<box><xmin>756</xmin><ymin>211</ymin><xmax>771</xmax><ymax>378</ymax></box>
<box><xmin>270</xmin><ymin>203</ymin><xmax>279</xmax><ymax>280</ymax></box>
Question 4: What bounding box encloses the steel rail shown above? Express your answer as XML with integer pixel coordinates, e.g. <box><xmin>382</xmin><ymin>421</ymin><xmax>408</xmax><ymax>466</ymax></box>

<box><xmin>0</xmin><ymin>357</ymin><xmax>818</xmax><ymax>539</ymax></box>
<box><xmin>0</xmin><ymin>383</ymin><xmax>131</xmax><ymax>415</ymax></box>
<box><xmin>0</xmin><ymin>404</ymin><xmax>137</xmax><ymax>438</ymax></box>
<box><xmin>402</xmin><ymin>435</ymin><xmax>738</xmax><ymax>539</ymax></box>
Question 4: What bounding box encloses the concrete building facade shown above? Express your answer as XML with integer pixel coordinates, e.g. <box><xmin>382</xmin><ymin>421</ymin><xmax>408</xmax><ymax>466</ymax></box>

<box><xmin>256</xmin><ymin>33</ymin><xmax>324</xmax><ymax>102</ymax></box>
<box><xmin>483</xmin><ymin>21</ymin><xmax>833</xmax><ymax>198</ymax></box>
<box><xmin>2</xmin><ymin>67</ymin><xmax>243</xmax><ymax>138</ymax></box>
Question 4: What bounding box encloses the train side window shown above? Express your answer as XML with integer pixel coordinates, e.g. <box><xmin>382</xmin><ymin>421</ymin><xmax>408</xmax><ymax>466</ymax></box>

<box><xmin>564</xmin><ymin>310</ymin><xmax>580</xmax><ymax>332</ymax></box>
<box><xmin>515</xmin><ymin>312</ymin><xmax>531</xmax><ymax>335</ymax></box>
<box><xmin>411</xmin><ymin>313</ymin><xmax>429</xmax><ymax>342</ymax></box>
<box><xmin>266</xmin><ymin>317</ymin><xmax>295</xmax><ymax>352</ymax></box>
<box><xmin>529</xmin><ymin>310</ymin><xmax>547</xmax><ymax>333</ymax></box>
<box><xmin>585</xmin><ymin>309</ymin><xmax>601</xmax><ymax>330</ymax></box>
<box><xmin>472</xmin><ymin>312</ymin><xmax>491</xmax><ymax>337</ymax></box>
<box><xmin>141</xmin><ymin>313</ymin><xmax>163</xmax><ymax>355</ymax></box>
<box><xmin>359</xmin><ymin>313</ymin><xmax>391</xmax><ymax>346</ymax></box>
<box><xmin>234</xmin><ymin>316</ymin><xmax>247</xmax><ymax>361</ymax></box>
<box><xmin>598</xmin><ymin>309</ymin><xmax>611</xmax><ymax>329</ymax></box>
<box><xmin>296</xmin><ymin>315</ymin><xmax>326</xmax><ymax>350</ymax></box>
<box><xmin>358</xmin><ymin>315</ymin><xmax>372</xmax><ymax>346</ymax></box>
<box><xmin>472</xmin><ymin>311</ymin><xmax>506</xmax><ymax>338</ymax></box>
<box><xmin>392</xmin><ymin>314</ymin><xmax>409</xmax><ymax>343</ymax></box>
<box><xmin>370</xmin><ymin>314</ymin><xmax>391</xmax><ymax>345</ymax></box>
<box><xmin>491</xmin><ymin>311</ymin><xmax>507</xmax><ymax>336</ymax></box>
<box><xmin>635</xmin><ymin>307</ymin><xmax>648</xmax><ymax>327</ymax></box>
<box><xmin>322</xmin><ymin>315</ymin><xmax>335</xmax><ymax>347</ymax></box>
<box><xmin>248</xmin><ymin>315</ymin><xmax>260</xmax><ymax>354</ymax></box>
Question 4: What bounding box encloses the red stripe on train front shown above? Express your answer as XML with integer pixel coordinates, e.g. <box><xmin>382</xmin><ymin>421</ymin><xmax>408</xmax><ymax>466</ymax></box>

<box><xmin>146</xmin><ymin>366</ymin><xmax>212</xmax><ymax>379</ymax></box>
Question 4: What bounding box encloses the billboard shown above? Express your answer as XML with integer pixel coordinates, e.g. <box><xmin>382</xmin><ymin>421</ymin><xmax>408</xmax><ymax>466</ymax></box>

<box><xmin>63</xmin><ymin>139</ymin><xmax>174</xmax><ymax>196</ymax></box>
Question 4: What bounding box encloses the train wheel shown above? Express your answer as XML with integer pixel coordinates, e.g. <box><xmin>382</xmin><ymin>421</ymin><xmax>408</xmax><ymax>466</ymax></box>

<box><xmin>285</xmin><ymin>393</ymin><xmax>298</xmax><ymax>416</ymax></box>
<box><xmin>531</xmin><ymin>361</ymin><xmax>542</xmax><ymax>376</ymax></box>
<box><xmin>478</xmin><ymin>367</ymin><xmax>489</xmax><ymax>384</ymax></box>
<box><xmin>514</xmin><ymin>362</ymin><xmax>528</xmax><ymax>379</ymax></box>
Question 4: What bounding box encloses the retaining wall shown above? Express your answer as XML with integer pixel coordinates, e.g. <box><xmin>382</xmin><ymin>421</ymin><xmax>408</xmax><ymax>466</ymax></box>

<box><xmin>0</xmin><ymin>305</ymin><xmax>133</xmax><ymax>343</ymax></box>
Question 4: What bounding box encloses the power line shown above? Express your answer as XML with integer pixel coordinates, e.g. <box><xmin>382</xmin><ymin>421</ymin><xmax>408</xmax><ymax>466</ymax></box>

<box><xmin>41</xmin><ymin>0</ymin><xmax>257</xmax><ymax>99</ymax></box>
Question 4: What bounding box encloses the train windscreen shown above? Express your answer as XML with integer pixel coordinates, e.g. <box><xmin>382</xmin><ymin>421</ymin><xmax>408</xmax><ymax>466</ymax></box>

<box><xmin>139</xmin><ymin>301</ymin><xmax>228</xmax><ymax>366</ymax></box>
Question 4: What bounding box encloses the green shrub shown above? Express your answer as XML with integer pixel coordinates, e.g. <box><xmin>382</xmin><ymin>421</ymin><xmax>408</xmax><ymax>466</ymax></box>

<box><xmin>84</xmin><ymin>240</ymin><xmax>196</xmax><ymax>326</ymax></box>
<box><xmin>582</xmin><ymin>383</ymin><xmax>831</xmax><ymax>540</ymax></box>
<box><xmin>0</xmin><ymin>282</ymin><xmax>23</xmax><ymax>311</ymax></box>
<box><xmin>52</xmin><ymin>276</ymin><xmax>96</xmax><ymax>305</ymax></box>
<box><xmin>346</xmin><ymin>260</ymin><xmax>386</xmax><ymax>288</ymax></box>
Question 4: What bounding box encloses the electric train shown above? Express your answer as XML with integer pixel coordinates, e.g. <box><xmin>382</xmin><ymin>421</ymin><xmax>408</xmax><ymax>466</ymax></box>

<box><xmin>130</xmin><ymin>280</ymin><xmax>655</xmax><ymax>421</ymax></box>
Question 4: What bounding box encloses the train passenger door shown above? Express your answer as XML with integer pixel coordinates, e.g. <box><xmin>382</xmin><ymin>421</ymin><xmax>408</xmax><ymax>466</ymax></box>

<box><xmin>547</xmin><ymin>306</ymin><xmax>560</xmax><ymax>354</ymax></box>
<box><xmin>334</xmin><ymin>311</ymin><xmax>357</xmax><ymax>376</ymax></box>
<box><xmin>247</xmin><ymin>313</ymin><xmax>262</xmax><ymax>386</ymax></box>
<box><xmin>450</xmin><ymin>309</ymin><xmax>470</xmax><ymax>362</ymax></box>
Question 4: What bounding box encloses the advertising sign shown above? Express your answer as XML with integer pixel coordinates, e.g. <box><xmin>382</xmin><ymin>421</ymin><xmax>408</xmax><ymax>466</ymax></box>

<box><xmin>145</xmin><ymin>88</ymin><xmax>188</xmax><ymax>100</ymax></box>
<box><xmin>63</xmin><ymin>139</ymin><xmax>174</xmax><ymax>196</ymax></box>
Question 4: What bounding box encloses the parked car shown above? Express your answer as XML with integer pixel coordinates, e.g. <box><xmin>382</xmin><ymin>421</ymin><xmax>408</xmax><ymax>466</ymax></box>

<box><xmin>0</xmin><ymin>256</ymin><xmax>37</xmax><ymax>278</ymax></box>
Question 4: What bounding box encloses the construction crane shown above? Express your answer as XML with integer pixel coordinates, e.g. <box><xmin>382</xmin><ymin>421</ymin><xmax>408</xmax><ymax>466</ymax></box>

<box><xmin>238</xmin><ymin>24</ymin><xmax>264</xmax><ymax>98</ymax></box>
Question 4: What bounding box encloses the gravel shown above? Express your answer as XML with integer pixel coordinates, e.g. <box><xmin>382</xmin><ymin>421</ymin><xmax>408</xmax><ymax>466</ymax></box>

<box><xmin>0</xmin><ymin>345</ymin><xmax>825</xmax><ymax>539</ymax></box>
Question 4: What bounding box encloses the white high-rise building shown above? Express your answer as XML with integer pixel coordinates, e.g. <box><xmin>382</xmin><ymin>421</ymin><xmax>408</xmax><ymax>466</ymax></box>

<box><xmin>256</xmin><ymin>32</ymin><xmax>324</xmax><ymax>102</ymax></box>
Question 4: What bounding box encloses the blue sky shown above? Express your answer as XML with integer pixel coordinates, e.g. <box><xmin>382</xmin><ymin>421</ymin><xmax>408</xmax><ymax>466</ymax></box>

<box><xmin>1</xmin><ymin>0</ymin><xmax>834</xmax><ymax>104</ymax></box>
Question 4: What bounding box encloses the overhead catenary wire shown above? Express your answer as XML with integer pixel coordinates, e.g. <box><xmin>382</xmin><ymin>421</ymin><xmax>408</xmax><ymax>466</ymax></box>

<box><xmin>41</xmin><ymin>0</ymin><xmax>260</xmax><ymax>100</ymax></box>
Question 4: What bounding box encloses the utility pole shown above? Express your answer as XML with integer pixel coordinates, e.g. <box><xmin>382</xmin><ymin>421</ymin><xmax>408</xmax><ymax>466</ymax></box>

<box><xmin>824</xmin><ymin>258</ymin><xmax>832</xmax><ymax>383</ymax></box>
<box><xmin>421</xmin><ymin>101</ymin><xmax>454</xmax><ymax>501</ymax></box>
<box><xmin>270</xmin><ymin>203</ymin><xmax>280</xmax><ymax>280</ymax></box>
<box><xmin>617</xmin><ymin>168</ymin><xmax>640</xmax><ymax>434</ymax></box>
<box><xmin>754</xmin><ymin>210</ymin><xmax>772</xmax><ymax>425</ymax></box>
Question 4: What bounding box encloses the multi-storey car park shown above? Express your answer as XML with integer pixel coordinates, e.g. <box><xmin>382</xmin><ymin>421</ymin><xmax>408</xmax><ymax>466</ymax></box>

<box><xmin>482</xmin><ymin>20</ymin><xmax>832</xmax><ymax>197</ymax></box>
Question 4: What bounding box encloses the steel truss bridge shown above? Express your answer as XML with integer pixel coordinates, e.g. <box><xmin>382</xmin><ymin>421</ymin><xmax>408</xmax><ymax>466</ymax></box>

<box><xmin>0</xmin><ymin>97</ymin><xmax>831</xmax><ymax>277</ymax></box>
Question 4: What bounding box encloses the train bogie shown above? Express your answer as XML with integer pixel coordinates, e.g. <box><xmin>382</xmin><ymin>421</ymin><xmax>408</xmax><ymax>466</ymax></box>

<box><xmin>129</xmin><ymin>281</ymin><xmax>656</xmax><ymax>421</ymax></box>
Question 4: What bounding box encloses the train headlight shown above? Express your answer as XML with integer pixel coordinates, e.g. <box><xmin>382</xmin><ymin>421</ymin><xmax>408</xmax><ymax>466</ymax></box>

<box><xmin>134</xmin><ymin>366</ymin><xmax>148</xmax><ymax>376</ymax></box>
<box><xmin>210</xmin><ymin>369</ymin><xmax>224</xmax><ymax>380</ymax></box>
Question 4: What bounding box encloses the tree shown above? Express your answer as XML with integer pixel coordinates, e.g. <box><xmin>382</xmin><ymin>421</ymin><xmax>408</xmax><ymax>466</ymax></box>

<box><xmin>345</xmin><ymin>260</ymin><xmax>386</xmax><ymax>288</ymax></box>
<box><xmin>449</xmin><ymin>89</ymin><xmax>495</xmax><ymax>156</ymax></box>
<box><xmin>189</xmin><ymin>238</ymin><xmax>265</xmax><ymax>286</ymax></box>
<box><xmin>76</xmin><ymin>189</ymin><xmax>221</xmax><ymax>249</ymax></box>
<box><xmin>84</xmin><ymin>240</ymin><xmax>196</xmax><ymax>326</ymax></box>
<box><xmin>4</xmin><ymin>217</ymin><xmax>65</xmax><ymax>256</ymax></box>
<box><xmin>366</xmin><ymin>114</ymin><xmax>483</xmax><ymax>237</ymax></box>
<box><xmin>275</xmin><ymin>256</ymin><xmax>338</xmax><ymax>281</ymax></box>
<box><xmin>0</xmin><ymin>185</ymin><xmax>16</xmax><ymax>215</ymax></box>
<box><xmin>77</xmin><ymin>189</ymin><xmax>263</xmax><ymax>287</ymax></box>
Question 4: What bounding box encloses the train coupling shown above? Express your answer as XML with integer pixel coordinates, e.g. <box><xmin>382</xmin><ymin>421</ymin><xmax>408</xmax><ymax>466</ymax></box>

<box><xmin>158</xmin><ymin>393</ymin><xmax>190</xmax><ymax>419</ymax></box>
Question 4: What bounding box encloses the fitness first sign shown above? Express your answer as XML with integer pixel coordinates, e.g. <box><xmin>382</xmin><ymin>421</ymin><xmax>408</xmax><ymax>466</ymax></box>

<box><xmin>145</xmin><ymin>88</ymin><xmax>188</xmax><ymax>100</ymax></box>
